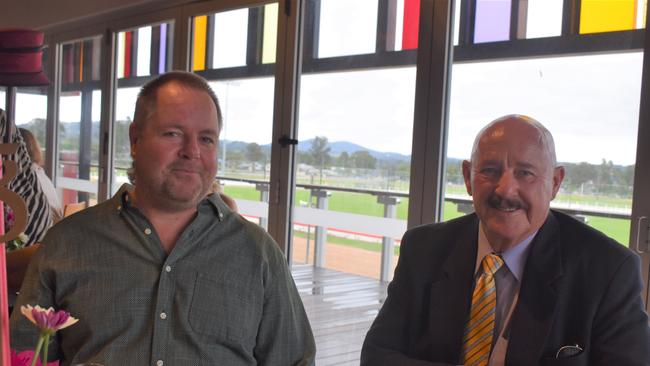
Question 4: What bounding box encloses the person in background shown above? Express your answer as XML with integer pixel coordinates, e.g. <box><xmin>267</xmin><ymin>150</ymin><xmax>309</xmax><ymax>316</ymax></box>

<box><xmin>210</xmin><ymin>179</ymin><xmax>239</xmax><ymax>212</ymax></box>
<box><xmin>361</xmin><ymin>114</ymin><xmax>649</xmax><ymax>366</ymax></box>
<box><xmin>10</xmin><ymin>71</ymin><xmax>315</xmax><ymax>365</ymax></box>
<box><xmin>0</xmin><ymin>110</ymin><xmax>53</xmax><ymax>298</ymax></box>
<box><xmin>18</xmin><ymin>127</ymin><xmax>62</xmax><ymax>222</ymax></box>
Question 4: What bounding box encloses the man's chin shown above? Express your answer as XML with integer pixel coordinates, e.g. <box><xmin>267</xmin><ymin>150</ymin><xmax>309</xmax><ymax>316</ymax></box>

<box><xmin>162</xmin><ymin>184</ymin><xmax>206</xmax><ymax>208</ymax></box>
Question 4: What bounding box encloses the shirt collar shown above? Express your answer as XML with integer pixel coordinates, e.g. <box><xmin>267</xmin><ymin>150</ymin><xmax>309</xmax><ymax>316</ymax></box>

<box><xmin>475</xmin><ymin>223</ymin><xmax>536</xmax><ymax>281</ymax></box>
<box><xmin>114</xmin><ymin>183</ymin><xmax>223</xmax><ymax>221</ymax></box>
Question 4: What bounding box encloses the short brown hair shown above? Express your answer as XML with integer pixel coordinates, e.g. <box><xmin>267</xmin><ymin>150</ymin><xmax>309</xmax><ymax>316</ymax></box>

<box><xmin>132</xmin><ymin>71</ymin><xmax>222</xmax><ymax>132</ymax></box>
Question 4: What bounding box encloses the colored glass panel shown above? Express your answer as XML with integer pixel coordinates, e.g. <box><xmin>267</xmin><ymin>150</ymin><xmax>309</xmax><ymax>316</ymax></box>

<box><xmin>526</xmin><ymin>0</ymin><xmax>563</xmax><ymax>38</ymax></box>
<box><xmin>402</xmin><ymin>0</ymin><xmax>420</xmax><ymax>49</ymax></box>
<box><xmin>117</xmin><ymin>32</ymin><xmax>125</xmax><ymax>78</ymax></box>
<box><xmin>159</xmin><ymin>23</ymin><xmax>167</xmax><ymax>74</ymax></box>
<box><xmin>262</xmin><ymin>3</ymin><xmax>278</xmax><ymax>64</ymax></box>
<box><xmin>474</xmin><ymin>0</ymin><xmax>512</xmax><ymax>43</ymax></box>
<box><xmin>212</xmin><ymin>8</ymin><xmax>248</xmax><ymax>69</ymax></box>
<box><xmin>137</xmin><ymin>26</ymin><xmax>152</xmax><ymax>77</ymax></box>
<box><xmin>73</xmin><ymin>43</ymin><xmax>82</xmax><ymax>82</ymax></box>
<box><xmin>193</xmin><ymin>15</ymin><xmax>208</xmax><ymax>71</ymax></box>
<box><xmin>124</xmin><ymin>31</ymin><xmax>133</xmax><ymax>77</ymax></box>
<box><xmin>78</xmin><ymin>41</ymin><xmax>84</xmax><ymax>82</ymax></box>
<box><xmin>580</xmin><ymin>0</ymin><xmax>635</xmax><ymax>34</ymax></box>
<box><xmin>62</xmin><ymin>44</ymin><xmax>73</xmax><ymax>84</ymax></box>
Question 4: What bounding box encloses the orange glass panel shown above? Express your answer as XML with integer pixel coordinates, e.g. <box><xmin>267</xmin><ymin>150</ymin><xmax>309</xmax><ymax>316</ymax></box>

<box><xmin>193</xmin><ymin>15</ymin><xmax>208</xmax><ymax>71</ymax></box>
<box><xmin>79</xmin><ymin>41</ymin><xmax>84</xmax><ymax>82</ymax></box>
<box><xmin>580</xmin><ymin>0</ymin><xmax>636</xmax><ymax>34</ymax></box>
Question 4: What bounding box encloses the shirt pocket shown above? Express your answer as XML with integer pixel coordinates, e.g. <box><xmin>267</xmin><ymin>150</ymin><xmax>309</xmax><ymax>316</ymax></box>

<box><xmin>188</xmin><ymin>272</ymin><xmax>261</xmax><ymax>343</ymax></box>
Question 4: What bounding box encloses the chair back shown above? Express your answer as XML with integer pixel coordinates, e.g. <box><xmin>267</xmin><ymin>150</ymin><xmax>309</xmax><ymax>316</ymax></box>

<box><xmin>63</xmin><ymin>201</ymin><xmax>88</xmax><ymax>217</ymax></box>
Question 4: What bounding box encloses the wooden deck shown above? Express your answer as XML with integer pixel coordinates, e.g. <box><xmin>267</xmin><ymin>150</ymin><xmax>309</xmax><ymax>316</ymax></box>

<box><xmin>292</xmin><ymin>264</ymin><xmax>389</xmax><ymax>366</ymax></box>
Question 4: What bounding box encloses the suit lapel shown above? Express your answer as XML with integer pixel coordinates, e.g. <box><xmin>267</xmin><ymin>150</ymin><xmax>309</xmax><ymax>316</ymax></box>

<box><xmin>426</xmin><ymin>216</ymin><xmax>479</xmax><ymax>362</ymax></box>
<box><xmin>506</xmin><ymin>212</ymin><xmax>564</xmax><ymax>365</ymax></box>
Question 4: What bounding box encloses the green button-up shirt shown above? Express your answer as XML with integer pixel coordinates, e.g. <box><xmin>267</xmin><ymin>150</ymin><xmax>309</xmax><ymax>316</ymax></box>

<box><xmin>10</xmin><ymin>184</ymin><xmax>315</xmax><ymax>366</ymax></box>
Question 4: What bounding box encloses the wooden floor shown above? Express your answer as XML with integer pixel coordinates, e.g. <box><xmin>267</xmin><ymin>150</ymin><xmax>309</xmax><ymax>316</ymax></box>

<box><xmin>292</xmin><ymin>264</ymin><xmax>389</xmax><ymax>366</ymax></box>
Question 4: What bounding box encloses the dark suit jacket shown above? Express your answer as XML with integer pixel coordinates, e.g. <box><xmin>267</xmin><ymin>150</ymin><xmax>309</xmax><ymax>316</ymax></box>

<box><xmin>361</xmin><ymin>210</ymin><xmax>650</xmax><ymax>366</ymax></box>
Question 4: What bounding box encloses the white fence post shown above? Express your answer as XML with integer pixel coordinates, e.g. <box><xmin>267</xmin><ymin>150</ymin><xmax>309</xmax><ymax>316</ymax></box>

<box><xmin>312</xmin><ymin>189</ymin><xmax>331</xmax><ymax>267</ymax></box>
<box><xmin>377</xmin><ymin>195</ymin><xmax>401</xmax><ymax>282</ymax></box>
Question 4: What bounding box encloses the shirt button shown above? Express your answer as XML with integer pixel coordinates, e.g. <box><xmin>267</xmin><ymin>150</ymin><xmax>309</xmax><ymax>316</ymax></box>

<box><xmin>165</xmin><ymin>265</ymin><xmax>172</xmax><ymax>273</ymax></box>
<box><xmin>156</xmin><ymin>360</ymin><xmax>164</xmax><ymax>366</ymax></box>
<box><xmin>160</xmin><ymin>312</ymin><xmax>167</xmax><ymax>320</ymax></box>
<box><xmin>144</xmin><ymin>228</ymin><xmax>152</xmax><ymax>235</ymax></box>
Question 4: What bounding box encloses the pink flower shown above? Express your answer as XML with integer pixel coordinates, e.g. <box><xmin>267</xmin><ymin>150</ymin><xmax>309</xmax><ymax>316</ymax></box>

<box><xmin>10</xmin><ymin>349</ymin><xmax>58</xmax><ymax>366</ymax></box>
<box><xmin>19</xmin><ymin>305</ymin><xmax>78</xmax><ymax>366</ymax></box>
<box><xmin>20</xmin><ymin>305</ymin><xmax>78</xmax><ymax>335</ymax></box>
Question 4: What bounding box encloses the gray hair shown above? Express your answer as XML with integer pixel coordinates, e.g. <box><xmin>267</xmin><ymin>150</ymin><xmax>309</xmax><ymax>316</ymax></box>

<box><xmin>470</xmin><ymin>114</ymin><xmax>558</xmax><ymax>168</ymax></box>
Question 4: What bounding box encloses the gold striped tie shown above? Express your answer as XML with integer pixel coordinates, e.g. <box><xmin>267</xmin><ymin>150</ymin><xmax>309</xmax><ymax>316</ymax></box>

<box><xmin>462</xmin><ymin>253</ymin><xmax>504</xmax><ymax>366</ymax></box>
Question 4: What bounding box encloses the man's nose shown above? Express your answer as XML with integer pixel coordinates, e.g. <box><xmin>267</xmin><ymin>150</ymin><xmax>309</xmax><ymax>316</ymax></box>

<box><xmin>494</xmin><ymin>170</ymin><xmax>518</xmax><ymax>197</ymax></box>
<box><xmin>180</xmin><ymin>137</ymin><xmax>201</xmax><ymax>159</ymax></box>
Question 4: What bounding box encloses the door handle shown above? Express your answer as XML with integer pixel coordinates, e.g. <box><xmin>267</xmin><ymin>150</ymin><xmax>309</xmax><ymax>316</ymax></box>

<box><xmin>634</xmin><ymin>216</ymin><xmax>649</xmax><ymax>254</ymax></box>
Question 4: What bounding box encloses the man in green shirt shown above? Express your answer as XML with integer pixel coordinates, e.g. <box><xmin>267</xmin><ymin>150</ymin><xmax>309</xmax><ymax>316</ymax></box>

<box><xmin>10</xmin><ymin>71</ymin><xmax>316</xmax><ymax>365</ymax></box>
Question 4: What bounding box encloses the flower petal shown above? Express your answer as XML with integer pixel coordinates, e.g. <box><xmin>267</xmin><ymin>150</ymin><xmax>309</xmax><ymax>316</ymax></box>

<box><xmin>19</xmin><ymin>305</ymin><xmax>36</xmax><ymax>326</ymax></box>
<box><xmin>58</xmin><ymin>316</ymin><xmax>79</xmax><ymax>330</ymax></box>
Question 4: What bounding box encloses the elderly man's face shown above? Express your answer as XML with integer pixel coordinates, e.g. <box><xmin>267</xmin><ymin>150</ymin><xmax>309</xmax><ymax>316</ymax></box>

<box><xmin>130</xmin><ymin>82</ymin><xmax>219</xmax><ymax>211</ymax></box>
<box><xmin>462</xmin><ymin>118</ymin><xmax>564</xmax><ymax>251</ymax></box>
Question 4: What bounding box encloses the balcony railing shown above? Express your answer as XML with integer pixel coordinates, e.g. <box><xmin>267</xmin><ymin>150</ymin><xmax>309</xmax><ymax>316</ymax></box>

<box><xmin>218</xmin><ymin>176</ymin><xmax>632</xmax><ymax>282</ymax></box>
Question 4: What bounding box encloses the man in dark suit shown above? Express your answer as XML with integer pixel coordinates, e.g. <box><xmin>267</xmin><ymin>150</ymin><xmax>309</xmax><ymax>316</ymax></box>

<box><xmin>361</xmin><ymin>115</ymin><xmax>650</xmax><ymax>366</ymax></box>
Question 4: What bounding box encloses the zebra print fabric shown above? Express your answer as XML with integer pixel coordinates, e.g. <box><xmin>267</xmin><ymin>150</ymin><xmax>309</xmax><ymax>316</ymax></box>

<box><xmin>1</xmin><ymin>109</ymin><xmax>53</xmax><ymax>246</ymax></box>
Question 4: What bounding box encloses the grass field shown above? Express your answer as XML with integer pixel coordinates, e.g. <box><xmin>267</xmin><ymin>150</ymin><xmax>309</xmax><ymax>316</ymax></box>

<box><xmin>223</xmin><ymin>184</ymin><xmax>631</xmax><ymax>249</ymax></box>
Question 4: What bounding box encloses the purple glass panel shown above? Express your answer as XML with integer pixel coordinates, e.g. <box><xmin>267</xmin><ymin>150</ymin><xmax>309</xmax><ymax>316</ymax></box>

<box><xmin>159</xmin><ymin>23</ymin><xmax>167</xmax><ymax>74</ymax></box>
<box><xmin>474</xmin><ymin>0</ymin><xmax>512</xmax><ymax>43</ymax></box>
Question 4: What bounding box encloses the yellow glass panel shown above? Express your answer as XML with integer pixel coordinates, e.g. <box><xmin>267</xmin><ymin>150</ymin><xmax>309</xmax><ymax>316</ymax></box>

<box><xmin>262</xmin><ymin>3</ymin><xmax>278</xmax><ymax>64</ymax></box>
<box><xmin>193</xmin><ymin>15</ymin><xmax>208</xmax><ymax>71</ymax></box>
<box><xmin>580</xmin><ymin>0</ymin><xmax>636</xmax><ymax>34</ymax></box>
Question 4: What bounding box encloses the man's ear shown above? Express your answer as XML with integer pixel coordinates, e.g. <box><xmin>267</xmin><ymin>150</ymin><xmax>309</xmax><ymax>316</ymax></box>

<box><xmin>462</xmin><ymin>160</ymin><xmax>472</xmax><ymax>196</ymax></box>
<box><xmin>129</xmin><ymin>123</ymin><xmax>138</xmax><ymax>157</ymax></box>
<box><xmin>551</xmin><ymin>166</ymin><xmax>565</xmax><ymax>199</ymax></box>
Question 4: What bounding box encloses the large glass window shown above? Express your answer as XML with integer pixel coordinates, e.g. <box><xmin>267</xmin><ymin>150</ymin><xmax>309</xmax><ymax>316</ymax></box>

<box><xmin>291</xmin><ymin>1</ymin><xmax>419</xmax><ymax>362</ymax></box>
<box><xmin>57</xmin><ymin>36</ymin><xmax>103</xmax><ymax>208</ymax></box>
<box><xmin>293</xmin><ymin>0</ymin><xmax>419</xmax><ymax>278</ymax></box>
<box><xmin>445</xmin><ymin>1</ymin><xmax>643</xmax><ymax>247</ymax></box>
<box><xmin>113</xmin><ymin>22</ymin><xmax>175</xmax><ymax>194</ymax></box>
<box><xmin>15</xmin><ymin>87</ymin><xmax>48</xmax><ymax>162</ymax></box>
<box><xmin>191</xmin><ymin>4</ymin><xmax>278</xmax><ymax>229</ymax></box>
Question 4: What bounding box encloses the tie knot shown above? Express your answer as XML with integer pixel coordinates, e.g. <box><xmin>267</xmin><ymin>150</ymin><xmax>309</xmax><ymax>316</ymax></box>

<box><xmin>481</xmin><ymin>253</ymin><xmax>503</xmax><ymax>276</ymax></box>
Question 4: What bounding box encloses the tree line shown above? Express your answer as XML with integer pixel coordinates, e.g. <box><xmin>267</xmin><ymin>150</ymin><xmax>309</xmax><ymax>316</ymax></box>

<box><xmin>23</xmin><ymin>121</ymin><xmax>635</xmax><ymax>198</ymax></box>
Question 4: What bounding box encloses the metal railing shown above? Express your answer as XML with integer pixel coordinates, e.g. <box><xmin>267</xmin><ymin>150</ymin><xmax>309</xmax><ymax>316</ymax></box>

<box><xmin>218</xmin><ymin>176</ymin><xmax>632</xmax><ymax>282</ymax></box>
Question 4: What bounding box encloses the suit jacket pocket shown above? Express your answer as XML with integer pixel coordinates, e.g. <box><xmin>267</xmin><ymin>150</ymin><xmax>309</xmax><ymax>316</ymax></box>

<box><xmin>188</xmin><ymin>272</ymin><xmax>260</xmax><ymax>343</ymax></box>
<box><xmin>540</xmin><ymin>351</ymin><xmax>587</xmax><ymax>366</ymax></box>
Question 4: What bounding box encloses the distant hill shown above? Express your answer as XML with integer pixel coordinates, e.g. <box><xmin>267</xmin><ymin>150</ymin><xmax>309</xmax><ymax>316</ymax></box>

<box><xmin>220</xmin><ymin>138</ymin><xmax>410</xmax><ymax>162</ymax></box>
<box><xmin>298</xmin><ymin>139</ymin><xmax>411</xmax><ymax>162</ymax></box>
